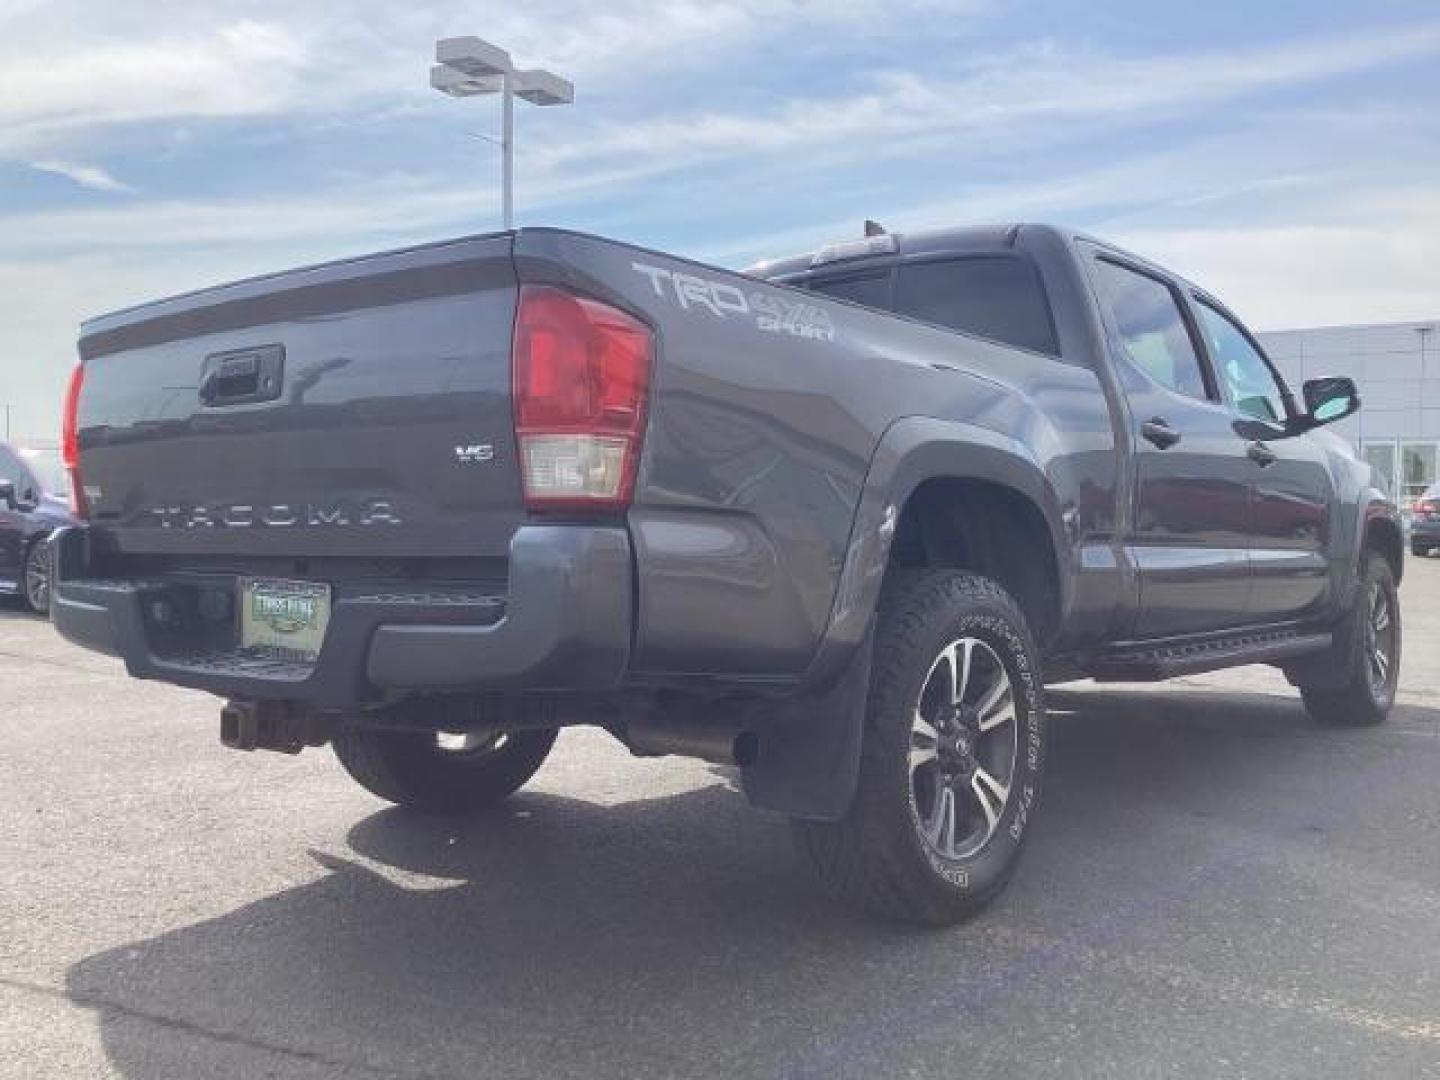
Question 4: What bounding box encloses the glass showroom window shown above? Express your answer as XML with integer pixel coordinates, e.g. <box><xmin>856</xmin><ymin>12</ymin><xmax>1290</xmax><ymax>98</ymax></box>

<box><xmin>1401</xmin><ymin>442</ymin><xmax>1437</xmax><ymax>506</ymax></box>
<box><xmin>1363</xmin><ymin>443</ymin><xmax>1397</xmax><ymax>497</ymax></box>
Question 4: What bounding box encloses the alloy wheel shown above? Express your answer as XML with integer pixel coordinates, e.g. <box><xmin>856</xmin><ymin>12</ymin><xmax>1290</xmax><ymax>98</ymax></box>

<box><xmin>1365</xmin><ymin>581</ymin><xmax>1397</xmax><ymax>694</ymax></box>
<box><xmin>908</xmin><ymin>637</ymin><xmax>1019</xmax><ymax>860</ymax></box>
<box><xmin>24</xmin><ymin>540</ymin><xmax>51</xmax><ymax>613</ymax></box>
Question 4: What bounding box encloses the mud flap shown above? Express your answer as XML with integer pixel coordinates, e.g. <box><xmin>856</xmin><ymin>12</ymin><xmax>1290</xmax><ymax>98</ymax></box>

<box><xmin>740</xmin><ymin>626</ymin><xmax>873</xmax><ymax>821</ymax></box>
<box><xmin>1283</xmin><ymin>585</ymin><xmax>1362</xmax><ymax>691</ymax></box>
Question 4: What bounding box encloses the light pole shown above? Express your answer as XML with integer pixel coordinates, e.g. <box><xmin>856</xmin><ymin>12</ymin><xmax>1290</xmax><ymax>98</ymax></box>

<box><xmin>431</xmin><ymin>36</ymin><xmax>574</xmax><ymax>230</ymax></box>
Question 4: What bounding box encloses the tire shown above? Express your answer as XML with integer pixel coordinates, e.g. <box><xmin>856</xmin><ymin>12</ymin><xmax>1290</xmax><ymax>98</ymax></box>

<box><xmin>793</xmin><ymin>569</ymin><xmax>1045</xmax><ymax>926</ymax></box>
<box><xmin>333</xmin><ymin>722</ymin><xmax>558</xmax><ymax>814</ymax></box>
<box><xmin>1299</xmin><ymin>552</ymin><xmax>1400</xmax><ymax>727</ymax></box>
<box><xmin>22</xmin><ymin>537</ymin><xmax>51</xmax><ymax>615</ymax></box>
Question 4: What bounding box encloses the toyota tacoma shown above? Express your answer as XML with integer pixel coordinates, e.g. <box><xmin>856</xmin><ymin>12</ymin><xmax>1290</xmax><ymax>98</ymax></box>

<box><xmin>50</xmin><ymin>223</ymin><xmax>1403</xmax><ymax>924</ymax></box>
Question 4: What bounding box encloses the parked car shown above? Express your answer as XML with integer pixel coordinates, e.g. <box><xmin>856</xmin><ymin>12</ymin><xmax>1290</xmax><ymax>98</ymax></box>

<box><xmin>1411</xmin><ymin>482</ymin><xmax>1440</xmax><ymax>556</ymax></box>
<box><xmin>50</xmin><ymin>223</ymin><xmax>1402</xmax><ymax>924</ymax></box>
<box><xmin>0</xmin><ymin>440</ymin><xmax>75</xmax><ymax>614</ymax></box>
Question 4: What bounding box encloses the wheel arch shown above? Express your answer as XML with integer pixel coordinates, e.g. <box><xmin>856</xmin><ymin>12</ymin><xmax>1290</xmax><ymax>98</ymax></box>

<box><xmin>804</xmin><ymin>416</ymin><xmax>1073</xmax><ymax>693</ymax></box>
<box><xmin>888</xmin><ymin>475</ymin><xmax>1064</xmax><ymax>650</ymax></box>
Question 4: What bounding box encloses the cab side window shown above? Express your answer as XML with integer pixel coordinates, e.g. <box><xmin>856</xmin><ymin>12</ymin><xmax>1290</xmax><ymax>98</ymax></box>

<box><xmin>1091</xmin><ymin>259</ymin><xmax>1210</xmax><ymax>401</ymax></box>
<box><xmin>892</xmin><ymin>257</ymin><xmax>1058</xmax><ymax>355</ymax></box>
<box><xmin>1193</xmin><ymin>300</ymin><xmax>1287</xmax><ymax>422</ymax></box>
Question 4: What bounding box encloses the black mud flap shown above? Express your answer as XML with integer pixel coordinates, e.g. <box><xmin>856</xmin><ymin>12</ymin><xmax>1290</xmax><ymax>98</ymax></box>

<box><xmin>740</xmin><ymin>627</ymin><xmax>873</xmax><ymax>821</ymax></box>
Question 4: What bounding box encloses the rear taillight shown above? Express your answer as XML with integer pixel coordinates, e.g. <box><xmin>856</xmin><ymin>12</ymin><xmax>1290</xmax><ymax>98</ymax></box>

<box><xmin>512</xmin><ymin>285</ymin><xmax>653</xmax><ymax>510</ymax></box>
<box><xmin>61</xmin><ymin>361</ymin><xmax>87</xmax><ymax>519</ymax></box>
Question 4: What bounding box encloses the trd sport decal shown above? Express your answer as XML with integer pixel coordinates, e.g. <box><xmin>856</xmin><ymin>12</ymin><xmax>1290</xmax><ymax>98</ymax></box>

<box><xmin>633</xmin><ymin>262</ymin><xmax>836</xmax><ymax>342</ymax></box>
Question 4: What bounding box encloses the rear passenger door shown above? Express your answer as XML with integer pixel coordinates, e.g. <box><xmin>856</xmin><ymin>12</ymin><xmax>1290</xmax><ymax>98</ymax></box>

<box><xmin>1087</xmin><ymin>254</ymin><xmax>1254</xmax><ymax>638</ymax></box>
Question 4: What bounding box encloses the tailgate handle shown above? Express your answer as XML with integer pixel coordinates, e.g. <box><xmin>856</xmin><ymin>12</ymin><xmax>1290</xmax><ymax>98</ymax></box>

<box><xmin>199</xmin><ymin>345</ymin><xmax>284</xmax><ymax>407</ymax></box>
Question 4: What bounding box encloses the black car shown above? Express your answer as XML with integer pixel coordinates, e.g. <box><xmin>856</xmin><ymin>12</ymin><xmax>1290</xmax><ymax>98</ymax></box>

<box><xmin>1412</xmin><ymin>482</ymin><xmax>1440</xmax><ymax>557</ymax></box>
<box><xmin>0</xmin><ymin>441</ymin><xmax>76</xmax><ymax>614</ymax></box>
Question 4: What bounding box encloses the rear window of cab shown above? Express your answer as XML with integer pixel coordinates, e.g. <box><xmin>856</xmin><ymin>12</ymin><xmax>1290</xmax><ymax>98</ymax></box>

<box><xmin>805</xmin><ymin>255</ymin><xmax>1059</xmax><ymax>356</ymax></box>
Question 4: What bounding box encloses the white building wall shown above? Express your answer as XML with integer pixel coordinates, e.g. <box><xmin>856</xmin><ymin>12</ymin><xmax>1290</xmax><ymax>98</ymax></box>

<box><xmin>1258</xmin><ymin>319</ymin><xmax>1440</xmax><ymax>504</ymax></box>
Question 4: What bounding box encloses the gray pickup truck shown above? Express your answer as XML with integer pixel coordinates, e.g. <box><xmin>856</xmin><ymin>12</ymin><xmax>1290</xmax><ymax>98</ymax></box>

<box><xmin>52</xmin><ymin>222</ymin><xmax>1402</xmax><ymax>924</ymax></box>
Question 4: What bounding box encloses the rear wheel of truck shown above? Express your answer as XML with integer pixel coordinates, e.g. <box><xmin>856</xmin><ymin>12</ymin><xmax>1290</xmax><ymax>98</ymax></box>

<box><xmin>1299</xmin><ymin>552</ymin><xmax>1400</xmax><ymax>727</ymax></box>
<box><xmin>794</xmin><ymin>570</ymin><xmax>1045</xmax><ymax>926</ymax></box>
<box><xmin>332</xmin><ymin>724</ymin><xmax>558</xmax><ymax>814</ymax></box>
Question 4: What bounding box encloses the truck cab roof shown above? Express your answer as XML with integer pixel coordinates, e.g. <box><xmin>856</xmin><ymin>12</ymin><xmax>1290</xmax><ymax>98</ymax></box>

<box><xmin>747</xmin><ymin>222</ymin><xmax>1040</xmax><ymax>282</ymax></box>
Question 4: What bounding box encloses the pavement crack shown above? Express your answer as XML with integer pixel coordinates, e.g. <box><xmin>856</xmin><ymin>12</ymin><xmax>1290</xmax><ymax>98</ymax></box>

<box><xmin>0</xmin><ymin>973</ymin><xmax>457</xmax><ymax>1080</ymax></box>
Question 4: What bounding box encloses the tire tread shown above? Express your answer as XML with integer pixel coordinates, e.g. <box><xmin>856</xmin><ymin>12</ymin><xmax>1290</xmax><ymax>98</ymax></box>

<box><xmin>794</xmin><ymin>569</ymin><xmax>1043</xmax><ymax>925</ymax></box>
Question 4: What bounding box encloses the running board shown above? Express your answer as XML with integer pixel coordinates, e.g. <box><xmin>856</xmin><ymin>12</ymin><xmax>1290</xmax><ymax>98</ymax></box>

<box><xmin>1087</xmin><ymin>628</ymin><xmax>1332</xmax><ymax>682</ymax></box>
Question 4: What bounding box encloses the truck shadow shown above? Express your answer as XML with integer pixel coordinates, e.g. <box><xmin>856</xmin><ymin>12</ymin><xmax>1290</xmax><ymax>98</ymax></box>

<box><xmin>64</xmin><ymin>687</ymin><xmax>1438</xmax><ymax>1078</ymax></box>
<box><xmin>0</xmin><ymin>598</ymin><xmax>42</xmax><ymax>621</ymax></box>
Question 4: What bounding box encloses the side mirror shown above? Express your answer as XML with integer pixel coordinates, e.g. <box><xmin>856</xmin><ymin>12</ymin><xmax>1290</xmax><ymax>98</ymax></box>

<box><xmin>0</xmin><ymin>481</ymin><xmax>14</xmax><ymax>510</ymax></box>
<box><xmin>1297</xmin><ymin>376</ymin><xmax>1359</xmax><ymax>431</ymax></box>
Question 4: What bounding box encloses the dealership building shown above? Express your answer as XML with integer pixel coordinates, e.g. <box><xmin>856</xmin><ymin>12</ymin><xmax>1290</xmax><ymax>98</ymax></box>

<box><xmin>1259</xmin><ymin>319</ymin><xmax>1440</xmax><ymax>508</ymax></box>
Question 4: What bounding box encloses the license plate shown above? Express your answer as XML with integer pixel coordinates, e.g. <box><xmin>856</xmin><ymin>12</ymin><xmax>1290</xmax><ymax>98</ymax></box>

<box><xmin>238</xmin><ymin>577</ymin><xmax>331</xmax><ymax>663</ymax></box>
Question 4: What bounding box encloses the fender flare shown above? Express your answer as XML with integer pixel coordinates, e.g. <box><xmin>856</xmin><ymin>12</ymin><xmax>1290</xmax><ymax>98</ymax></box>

<box><xmin>741</xmin><ymin>416</ymin><xmax>1071</xmax><ymax>820</ymax></box>
<box><xmin>1358</xmin><ymin>494</ymin><xmax>1404</xmax><ymax>583</ymax></box>
<box><xmin>804</xmin><ymin>415</ymin><xmax>1072</xmax><ymax>692</ymax></box>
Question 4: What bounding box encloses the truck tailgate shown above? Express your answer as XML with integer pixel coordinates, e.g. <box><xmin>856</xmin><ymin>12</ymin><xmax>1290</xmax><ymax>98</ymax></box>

<box><xmin>76</xmin><ymin>234</ymin><xmax>523</xmax><ymax>560</ymax></box>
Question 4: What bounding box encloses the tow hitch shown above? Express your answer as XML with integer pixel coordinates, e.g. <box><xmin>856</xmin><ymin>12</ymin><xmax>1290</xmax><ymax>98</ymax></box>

<box><xmin>220</xmin><ymin>700</ymin><xmax>333</xmax><ymax>755</ymax></box>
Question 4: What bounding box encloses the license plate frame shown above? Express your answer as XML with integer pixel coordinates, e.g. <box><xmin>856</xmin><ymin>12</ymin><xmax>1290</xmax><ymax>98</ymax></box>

<box><xmin>238</xmin><ymin>577</ymin><xmax>332</xmax><ymax>663</ymax></box>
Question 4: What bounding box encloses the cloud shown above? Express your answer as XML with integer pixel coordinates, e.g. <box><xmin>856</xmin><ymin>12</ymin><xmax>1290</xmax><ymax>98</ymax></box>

<box><xmin>1114</xmin><ymin>188</ymin><xmax>1440</xmax><ymax>331</ymax></box>
<box><xmin>0</xmin><ymin>178</ymin><xmax>477</xmax><ymax>260</ymax></box>
<box><xmin>0</xmin><ymin>6</ymin><xmax>1436</xmax><ymax>441</ymax></box>
<box><xmin>0</xmin><ymin>0</ymin><xmax>983</xmax><ymax>159</ymax></box>
<box><xmin>29</xmin><ymin>159</ymin><xmax>133</xmax><ymax>192</ymax></box>
<box><xmin>0</xmin><ymin>14</ymin><xmax>309</xmax><ymax>155</ymax></box>
<box><xmin>533</xmin><ymin>20</ymin><xmax>1440</xmax><ymax>174</ymax></box>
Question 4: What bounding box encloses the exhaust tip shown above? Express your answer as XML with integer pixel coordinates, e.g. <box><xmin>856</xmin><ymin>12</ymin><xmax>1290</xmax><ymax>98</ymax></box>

<box><xmin>220</xmin><ymin>700</ymin><xmax>256</xmax><ymax>751</ymax></box>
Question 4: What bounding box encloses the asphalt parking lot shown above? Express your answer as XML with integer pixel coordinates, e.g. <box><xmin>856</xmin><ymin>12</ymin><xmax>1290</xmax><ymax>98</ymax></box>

<box><xmin>2</xmin><ymin>564</ymin><xmax>1438</xmax><ymax>1079</ymax></box>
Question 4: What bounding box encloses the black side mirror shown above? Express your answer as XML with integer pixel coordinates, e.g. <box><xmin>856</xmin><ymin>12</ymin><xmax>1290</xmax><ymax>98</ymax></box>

<box><xmin>0</xmin><ymin>481</ymin><xmax>14</xmax><ymax>510</ymax></box>
<box><xmin>1297</xmin><ymin>376</ymin><xmax>1359</xmax><ymax>431</ymax></box>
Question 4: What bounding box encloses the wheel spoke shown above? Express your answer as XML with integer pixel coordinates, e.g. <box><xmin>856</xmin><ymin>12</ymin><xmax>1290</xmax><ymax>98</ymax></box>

<box><xmin>1373</xmin><ymin>647</ymin><xmax>1390</xmax><ymax>681</ymax></box>
<box><xmin>910</xmin><ymin>711</ymin><xmax>940</xmax><ymax>772</ymax></box>
<box><xmin>976</xmin><ymin>673</ymin><xmax>1015</xmax><ymax>732</ymax></box>
<box><xmin>1373</xmin><ymin>601</ymin><xmax>1390</xmax><ymax>633</ymax></box>
<box><xmin>938</xmin><ymin>640</ymin><xmax>974</xmax><ymax>705</ymax></box>
<box><xmin>970</xmin><ymin>766</ymin><xmax>1009</xmax><ymax>837</ymax></box>
<box><xmin>925</xmin><ymin>783</ymin><xmax>958</xmax><ymax>856</ymax></box>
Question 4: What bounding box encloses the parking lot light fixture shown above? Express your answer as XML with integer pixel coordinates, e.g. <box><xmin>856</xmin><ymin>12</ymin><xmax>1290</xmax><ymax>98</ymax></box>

<box><xmin>431</xmin><ymin>36</ymin><xmax>575</xmax><ymax>230</ymax></box>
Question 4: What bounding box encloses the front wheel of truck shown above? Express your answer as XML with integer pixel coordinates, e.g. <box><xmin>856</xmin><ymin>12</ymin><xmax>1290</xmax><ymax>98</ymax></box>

<box><xmin>793</xmin><ymin>570</ymin><xmax>1046</xmax><ymax>926</ymax></box>
<box><xmin>333</xmin><ymin>723</ymin><xmax>558</xmax><ymax>814</ymax></box>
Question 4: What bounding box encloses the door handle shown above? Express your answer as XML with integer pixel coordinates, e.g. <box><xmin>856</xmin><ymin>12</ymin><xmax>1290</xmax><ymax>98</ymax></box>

<box><xmin>1141</xmin><ymin>418</ymin><xmax>1181</xmax><ymax>449</ymax></box>
<box><xmin>1247</xmin><ymin>441</ymin><xmax>1278</xmax><ymax>467</ymax></box>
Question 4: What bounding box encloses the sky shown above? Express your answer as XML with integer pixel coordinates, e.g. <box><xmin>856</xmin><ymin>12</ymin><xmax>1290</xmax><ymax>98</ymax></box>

<box><xmin>1</xmin><ymin>0</ymin><xmax>1438</xmax><ymax>443</ymax></box>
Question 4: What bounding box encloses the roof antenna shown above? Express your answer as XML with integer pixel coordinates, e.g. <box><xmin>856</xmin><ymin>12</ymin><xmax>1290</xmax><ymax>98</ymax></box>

<box><xmin>864</xmin><ymin>219</ymin><xmax>887</xmax><ymax>238</ymax></box>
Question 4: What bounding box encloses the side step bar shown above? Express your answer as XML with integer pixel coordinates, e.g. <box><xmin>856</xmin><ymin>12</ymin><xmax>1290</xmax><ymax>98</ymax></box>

<box><xmin>1087</xmin><ymin>628</ymin><xmax>1332</xmax><ymax>682</ymax></box>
